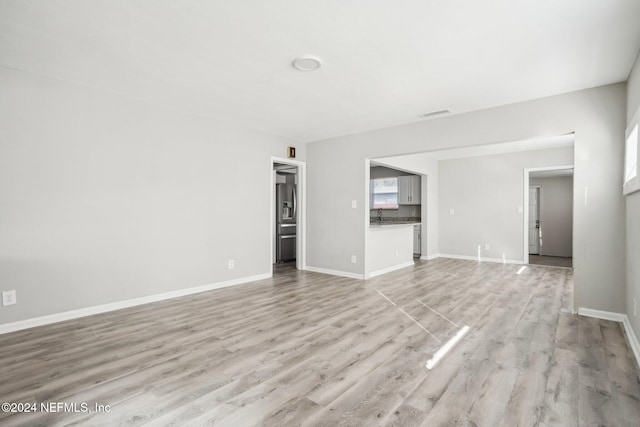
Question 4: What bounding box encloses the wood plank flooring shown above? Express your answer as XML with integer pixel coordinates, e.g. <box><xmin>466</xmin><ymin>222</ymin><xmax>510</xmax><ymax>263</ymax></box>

<box><xmin>529</xmin><ymin>255</ymin><xmax>573</xmax><ymax>268</ymax></box>
<box><xmin>1</xmin><ymin>259</ymin><xmax>639</xmax><ymax>426</ymax></box>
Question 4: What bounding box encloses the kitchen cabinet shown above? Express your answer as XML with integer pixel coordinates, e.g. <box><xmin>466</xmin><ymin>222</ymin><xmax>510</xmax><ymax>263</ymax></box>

<box><xmin>398</xmin><ymin>175</ymin><xmax>421</xmax><ymax>205</ymax></box>
<box><xmin>413</xmin><ymin>225</ymin><xmax>421</xmax><ymax>257</ymax></box>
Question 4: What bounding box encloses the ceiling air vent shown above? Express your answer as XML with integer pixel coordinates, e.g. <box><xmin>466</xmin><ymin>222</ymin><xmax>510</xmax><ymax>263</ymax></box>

<box><xmin>418</xmin><ymin>110</ymin><xmax>451</xmax><ymax>119</ymax></box>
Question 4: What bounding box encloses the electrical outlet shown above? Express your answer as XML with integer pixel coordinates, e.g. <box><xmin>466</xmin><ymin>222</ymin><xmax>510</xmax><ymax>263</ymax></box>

<box><xmin>395</xmin><ymin>249</ymin><xmax>399</xmax><ymax>256</ymax></box>
<box><xmin>351</xmin><ymin>200</ymin><xmax>357</xmax><ymax>208</ymax></box>
<box><xmin>484</xmin><ymin>244</ymin><xmax>490</xmax><ymax>251</ymax></box>
<box><xmin>517</xmin><ymin>206</ymin><xmax>523</xmax><ymax>214</ymax></box>
<box><xmin>228</xmin><ymin>260</ymin><xmax>235</xmax><ymax>269</ymax></box>
<box><xmin>2</xmin><ymin>290</ymin><xmax>17</xmax><ymax>306</ymax></box>
<box><xmin>351</xmin><ymin>255</ymin><xmax>357</xmax><ymax>264</ymax></box>
<box><xmin>449</xmin><ymin>208</ymin><xmax>455</xmax><ymax>215</ymax></box>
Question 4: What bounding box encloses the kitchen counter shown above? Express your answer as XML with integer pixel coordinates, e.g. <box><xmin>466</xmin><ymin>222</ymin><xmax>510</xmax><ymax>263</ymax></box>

<box><xmin>369</xmin><ymin>221</ymin><xmax>422</xmax><ymax>228</ymax></box>
<box><xmin>369</xmin><ymin>220</ymin><xmax>421</xmax><ymax>227</ymax></box>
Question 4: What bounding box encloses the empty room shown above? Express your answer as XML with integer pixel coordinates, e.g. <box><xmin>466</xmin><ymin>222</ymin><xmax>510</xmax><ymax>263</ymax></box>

<box><xmin>2</xmin><ymin>1</ymin><xmax>640</xmax><ymax>426</ymax></box>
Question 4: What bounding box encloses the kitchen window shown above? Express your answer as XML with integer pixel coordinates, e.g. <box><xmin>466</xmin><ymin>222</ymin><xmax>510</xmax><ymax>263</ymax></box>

<box><xmin>371</xmin><ymin>177</ymin><xmax>399</xmax><ymax>209</ymax></box>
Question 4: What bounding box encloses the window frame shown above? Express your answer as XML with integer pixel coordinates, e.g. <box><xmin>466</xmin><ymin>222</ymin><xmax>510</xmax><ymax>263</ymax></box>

<box><xmin>370</xmin><ymin>177</ymin><xmax>399</xmax><ymax>209</ymax></box>
<box><xmin>624</xmin><ymin>105</ymin><xmax>640</xmax><ymax>196</ymax></box>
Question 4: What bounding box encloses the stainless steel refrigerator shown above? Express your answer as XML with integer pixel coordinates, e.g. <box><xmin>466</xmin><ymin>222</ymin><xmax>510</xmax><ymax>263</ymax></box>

<box><xmin>276</xmin><ymin>183</ymin><xmax>296</xmax><ymax>262</ymax></box>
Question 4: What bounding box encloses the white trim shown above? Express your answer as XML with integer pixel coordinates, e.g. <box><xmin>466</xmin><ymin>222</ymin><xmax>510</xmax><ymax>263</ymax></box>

<box><xmin>305</xmin><ymin>266</ymin><xmax>365</xmax><ymax>280</ymax></box>
<box><xmin>364</xmin><ymin>159</ymin><xmax>371</xmax><ymax>280</ymax></box>
<box><xmin>438</xmin><ymin>254</ymin><xmax>523</xmax><ymax>264</ymax></box>
<box><xmin>368</xmin><ymin>261</ymin><xmax>415</xmax><ymax>278</ymax></box>
<box><xmin>438</xmin><ymin>254</ymin><xmax>478</xmax><ymax>262</ymax></box>
<box><xmin>420</xmin><ymin>254</ymin><xmax>440</xmax><ymax>261</ymax></box>
<box><xmin>577</xmin><ymin>307</ymin><xmax>626</xmax><ymax>322</ymax></box>
<box><xmin>0</xmin><ymin>273</ymin><xmax>271</xmax><ymax>335</ymax></box>
<box><xmin>271</xmin><ymin>169</ymin><xmax>277</xmax><ymax>264</ymax></box>
<box><xmin>577</xmin><ymin>308</ymin><xmax>640</xmax><ymax>369</ymax></box>
<box><xmin>622</xmin><ymin>317</ymin><xmax>640</xmax><ymax>369</ymax></box>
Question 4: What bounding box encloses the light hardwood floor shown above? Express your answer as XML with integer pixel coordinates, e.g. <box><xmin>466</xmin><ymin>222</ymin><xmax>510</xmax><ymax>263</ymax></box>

<box><xmin>1</xmin><ymin>259</ymin><xmax>639</xmax><ymax>426</ymax></box>
<box><xmin>529</xmin><ymin>255</ymin><xmax>573</xmax><ymax>268</ymax></box>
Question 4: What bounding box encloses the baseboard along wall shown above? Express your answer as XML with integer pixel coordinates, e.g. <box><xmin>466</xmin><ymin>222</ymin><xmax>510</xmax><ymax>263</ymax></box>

<box><xmin>368</xmin><ymin>261</ymin><xmax>415</xmax><ymax>278</ymax></box>
<box><xmin>578</xmin><ymin>307</ymin><xmax>640</xmax><ymax>371</ymax></box>
<box><xmin>0</xmin><ymin>273</ymin><xmax>271</xmax><ymax>335</ymax></box>
<box><xmin>437</xmin><ymin>253</ymin><xmax>524</xmax><ymax>265</ymax></box>
<box><xmin>304</xmin><ymin>266</ymin><xmax>365</xmax><ymax>280</ymax></box>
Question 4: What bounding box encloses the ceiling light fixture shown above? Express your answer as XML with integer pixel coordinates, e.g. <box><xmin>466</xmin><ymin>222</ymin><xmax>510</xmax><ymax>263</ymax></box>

<box><xmin>292</xmin><ymin>56</ymin><xmax>322</xmax><ymax>71</ymax></box>
<box><xmin>418</xmin><ymin>110</ymin><xmax>451</xmax><ymax>119</ymax></box>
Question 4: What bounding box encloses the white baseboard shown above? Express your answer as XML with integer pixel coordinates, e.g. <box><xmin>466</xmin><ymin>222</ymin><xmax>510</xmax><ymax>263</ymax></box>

<box><xmin>420</xmin><ymin>254</ymin><xmax>440</xmax><ymax>261</ymax></box>
<box><xmin>305</xmin><ymin>266</ymin><xmax>364</xmax><ymax>280</ymax></box>
<box><xmin>438</xmin><ymin>253</ymin><xmax>523</xmax><ymax>265</ymax></box>
<box><xmin>578</xmin><ymin>307</ymin><xmax>640</xmax><ymax>369</ymax></box>
<box><xmin>368</xmin><ymin>261</ymin><xmax>415</xmax><ymax>278</ymax></box>
<box><xmin>577</xmin><ymin>307</ymin><xmax>626</xmax><ymax>322</ymax></box>
<box><xmin>623</xmin><ymin>317</ymin><xmax>640</xmax><ymax>369</ymax></box>
<box><xmin>0</xmin><ymin>273</ymin><xmax>271</xmax><ymax>335</ymax></box>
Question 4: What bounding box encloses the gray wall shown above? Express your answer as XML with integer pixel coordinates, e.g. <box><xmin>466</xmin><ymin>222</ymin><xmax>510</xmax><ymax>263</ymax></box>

<box><xmin>626</xmin><ymin>52</ymin><xmax>640</xmax><ymax>343</ymax></box>
<box><xmin>0</xmin><ymin>67</ymin><xmax>303</xmax><ymax>324</ymax></box>
<box><xmin>439</xmin><ymin>148</ymin><xmax>573</xmax><ymax>261</ymax></box>
<box><xmin>530</xmin><ymin>176</ymin><xmax>573</xmax><ymax>258</ymax></box>
<box><xmin>307</xmin><ymin>83</ymin><xmax>626</xmax><ymax>313</ymax></box>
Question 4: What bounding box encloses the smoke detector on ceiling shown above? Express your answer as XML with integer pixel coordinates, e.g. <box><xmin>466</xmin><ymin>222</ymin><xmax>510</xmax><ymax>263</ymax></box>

<box><xmin>292</xmin><ymin>56</ymin><xmax>322</xmax><ymax>71</ymax></box>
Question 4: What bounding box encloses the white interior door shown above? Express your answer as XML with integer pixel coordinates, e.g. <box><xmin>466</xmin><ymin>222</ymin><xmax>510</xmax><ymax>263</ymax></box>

<box><xmin>528</xmin><ymin>186</ymin><xmax>540</xmax><ymax>254</ymax></box>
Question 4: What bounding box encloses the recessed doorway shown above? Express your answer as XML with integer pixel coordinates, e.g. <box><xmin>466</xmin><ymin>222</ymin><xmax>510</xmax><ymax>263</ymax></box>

<box><xmin>271</xmin><ymin>157</ymin><xmax>306</xmax><ymax>274</ymax></box>
<box><xmin>523</xmin><ymin>166</ymin><xmax>574</xmax><ymax>268</ymax></box>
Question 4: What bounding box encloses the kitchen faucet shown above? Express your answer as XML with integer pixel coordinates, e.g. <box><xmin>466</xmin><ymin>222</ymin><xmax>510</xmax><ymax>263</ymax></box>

<box><xmin>377</xmin><ymin>208</ymin><xmax>384</xmax><ymax>222</ymax></box>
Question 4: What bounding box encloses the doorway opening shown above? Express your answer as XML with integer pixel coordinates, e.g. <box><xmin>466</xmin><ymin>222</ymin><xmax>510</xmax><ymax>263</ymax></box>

<box><xmin>271</xmin><ymin>157</ymin><xmax>306</xmax><ymax>275</ymax></box>
<box><xmin>523</xmin><ymin>166</ymin><xmax>574</xmax><ymax>269</ymax></box>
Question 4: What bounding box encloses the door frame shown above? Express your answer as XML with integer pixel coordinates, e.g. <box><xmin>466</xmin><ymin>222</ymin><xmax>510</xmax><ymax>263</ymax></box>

<box><xmin>271</xmin><ymin>156</ymin><xmax>306</xmax><ymax>272</ymax></box>
<box><xmin>522</xmin><ymin>165</ymin><xmax>573</xmax><ymax>265</ymax></box>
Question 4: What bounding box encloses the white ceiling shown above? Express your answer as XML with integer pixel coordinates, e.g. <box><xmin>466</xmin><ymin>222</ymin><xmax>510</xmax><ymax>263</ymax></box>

<box><xmin>1</xmin><ymin>1</ymin><xmax>639</xmax><ymax>143</ymax></box>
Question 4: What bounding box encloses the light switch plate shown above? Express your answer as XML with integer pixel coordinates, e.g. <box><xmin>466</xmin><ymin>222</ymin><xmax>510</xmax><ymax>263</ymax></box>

<box><xmin>517</xmin><ymin>206</ymin><xmax>523</xmax><ymax>214</ymax></box>
<box><xmin>2</xmin><ymin>290</ymin><xmax>16</xmax><ymax>306</ymax></box>
<box><xmin>351</xmin><ymin>200</ymin><xmax>357</xmax><ymax>208</ymax></box>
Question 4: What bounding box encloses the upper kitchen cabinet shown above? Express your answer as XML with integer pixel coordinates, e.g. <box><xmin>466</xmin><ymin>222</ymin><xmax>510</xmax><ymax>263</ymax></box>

<box><xmin>398</xmin><ymin>175</ymin><xmax>421</xmax><ymax>205</ymax></box>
